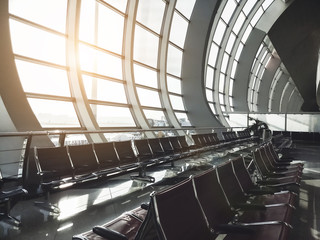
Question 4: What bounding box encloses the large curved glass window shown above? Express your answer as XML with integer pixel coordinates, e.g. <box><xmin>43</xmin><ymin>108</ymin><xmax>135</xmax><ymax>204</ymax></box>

<box><xmin>205</xmin><ymin>0</ymin><xmax>278</xmax><ymax>125</ymax></box>
<box><xmin>8</xmin><ymin>0</ymin><xmax>197</xmax><ymax>134</ymax></box>
<box><xmin>166</xmin><ymin>0</ymin><xmax>196</xmax><ymax>127</ymax></box>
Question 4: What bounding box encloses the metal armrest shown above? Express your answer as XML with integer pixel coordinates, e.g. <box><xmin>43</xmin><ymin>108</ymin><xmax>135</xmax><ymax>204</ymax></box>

<box><xmin>93</xmin><ymin>226</ymin><xmax>128</xmax><ymax>240</ymax></box>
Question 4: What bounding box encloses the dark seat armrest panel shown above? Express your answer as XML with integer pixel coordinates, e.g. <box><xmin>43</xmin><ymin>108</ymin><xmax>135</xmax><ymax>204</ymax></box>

<box><xmin>140</xmin><ymin>202</ymin><xmax>149</xmax><ymax>210</ymax></box>
<box><xmin>72</xmin><ymin>236</ymin><xmax>89</xmax><ymax>240</ymax></box>
<box><xmin>1</xmin><ymin>189</ymin><xmax>28</xmax><ymax>200</ymax></box>
<box><xmin>93</xmin><ymin>226</ymin><xmax>128</xmax><ymax>240</ymax></box>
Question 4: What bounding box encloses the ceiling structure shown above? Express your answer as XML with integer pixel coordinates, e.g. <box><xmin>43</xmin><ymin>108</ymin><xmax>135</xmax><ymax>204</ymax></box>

<box><xmin>0</xmin><ymin>0</ymin><xmax>318</xmax><ymax>138</ymax></box>
<box><xmin>268</xmin><ymin>0</ymin><xmax>320</xmax><ymax>112</ymax></box>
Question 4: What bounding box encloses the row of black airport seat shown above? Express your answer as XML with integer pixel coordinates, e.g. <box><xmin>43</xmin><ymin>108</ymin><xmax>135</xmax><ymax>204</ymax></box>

<box><xmin>0</xmin><ymin>130</ymin><xmax>255</xmax><ymax>225</ymax></box>
<box><xmin>73</xmin><ymin>142</ymin><xmax>303</xmax><ymax>240</ymax></box>
<box><xmin>273</xmin><ymin>130</ymin><xmax>320</xmax><ymax>142</ymax></box>
<box><xmin>0</xmin><ymin>169</ymin><xmax>28</xmax><ymax>226</ymax></box>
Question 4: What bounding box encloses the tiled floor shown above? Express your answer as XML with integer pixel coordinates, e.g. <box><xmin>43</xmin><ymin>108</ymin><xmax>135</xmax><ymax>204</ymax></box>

<box><xmin>1</xmin><ymin>141</ymin><xmax>319</xmax><ymax>240</ymax></box>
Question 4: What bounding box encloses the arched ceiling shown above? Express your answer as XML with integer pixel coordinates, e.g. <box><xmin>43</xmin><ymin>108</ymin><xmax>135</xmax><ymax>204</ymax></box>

<box><xmin>268</xmin><ymin>0</ymin><xmax>320</xmax><ymax>112</ymax></box>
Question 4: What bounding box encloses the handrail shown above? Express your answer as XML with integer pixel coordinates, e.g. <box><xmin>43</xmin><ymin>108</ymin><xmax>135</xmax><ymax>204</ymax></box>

<box><xmin>0</xmin><ymin>126</ymin><xmax>248</xmax><ymax>181</ymax></box>
<box><xmin>0</xmin><ymin>126</ymin><xmax>246</xmax><ymax>138</ymax></box>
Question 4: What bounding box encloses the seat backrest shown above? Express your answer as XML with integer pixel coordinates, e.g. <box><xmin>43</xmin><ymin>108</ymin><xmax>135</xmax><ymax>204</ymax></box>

<box><xmin>210</xmin><ymin>133</ymin><xmax>220</xmax><ymax>145</ymax></box>
<box><xmin>191</xmin><ymin>134</ymin><xmax>203</xmax><ymax>148</ymax></box>
<box><xmin>159</xmin><ymin>137</ymin><xmax>174</xmax><ymax>154</ymax></box>
<box><xmin>222</xmin><ymin>132</ymin><xmax>229</xmax><ymax>142</ymax></box>
<box><xmin>263</xmin><ymin>143</ymin><xmax>279</xmax><ymax>166</ymax></box>
<box><xmin>267</xmin><ymin>142</ymin><xmax>281</xmax><ymax>162</ymax></box>
<box><xmin>252</xmin><ymin>148</ymin><xmax>270</xmax><ymax>176</ymax></box>
<box><xmin>192</xmin><ymin>168</ymin><xmax>234</xmax><ymax>234</ymax></box>
<box><xmin>114</xmin><ymin>140</ymin><xmax>138</xmax><ymax>166</ymax></box>
<box><xmin>259</xmin><ymin>145</ymin><xmax>275</xmax><ymax>169</ymax></box>
<box><xmin>200</xmin><ymin>134</ymin><xmax>211</xmax><ymax>146</ymax></box>
<box><xmin>35</xmin><ymin>146</ymin><xmax>74</xmax><ymax>181</ymax></box>
<box><xmin>204</xmin><ymin>133</ymin><xmax>215</xmax><ymax>146</ymax></box>
<box><xmin>231</xmin><ymin>157</ymin><xmax>255</xmax><ymax>193</ymax></box>
<box><xmin>134</xmin><ymin>139</ymin><xmax>153</xmax><ymax>162</ymax></box>
<box><xmin>253</xmin><ymin>148</ymin><xmax>270</xmax><ymax>175</ymax></box>
<box><xmin>148</xmin><ymin>138</ymin><xmax>165</xmax><ymax>157</ymax></box>
<box><xmin>67</xmin><ymin>144</ymin><xmax>99</xmax><ymax>175</ymax></box>
<box><xmin>93</xmin><ymin>142</ymin><xmax>120</xmax><ymax>170</ymax></box>
<box><xmin>216</xmin><ymin>161</ymin><xmax>247</xmax><ymax>205</ymax></box>
<box><xmin>152</xmin><ymin>178</ymin><xmax>212</xmax><ymax>240</ymax></box>
<box><xmin>168</xmin><ymin>136</ymin><xmax>182</xmax><ymax>153</ymax></box>
<box><xmin>177</xmin><ymin>135</ymin><xmax>190</xmax><ymax>150</ymax></box>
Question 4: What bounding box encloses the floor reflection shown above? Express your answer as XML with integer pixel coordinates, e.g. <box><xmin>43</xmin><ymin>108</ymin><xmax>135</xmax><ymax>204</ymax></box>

<box><xmin>0</xmin><ymin>142</ymin><xmax>283</xmax><ymax>240</ymax></box>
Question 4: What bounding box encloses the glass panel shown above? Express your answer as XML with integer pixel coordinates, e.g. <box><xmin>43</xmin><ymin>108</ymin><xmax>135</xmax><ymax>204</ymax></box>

<box><xmin>103</xmin><ymin>0</ymin><xmax>127</xmax><ymax>12</ymax></box>
<box><xmin>134</xmin><ymin>64</ymin><xmax>158</xmax><ymax>88</ymax></box>
<box><xmin>229</xmin><ymin>78</ymin><xmax>234</xmax><ymax>96</ymax></box>
<box><xmin>97</xmin><ymin>3</ymin><xmax>124</xmax><ymax>54</ymax></box>
<box><xmin>221</xmin><ymin>53</ymin><xmax>229</xmax><ymax>73</ymax></box>
<box><xmin>229</xmin><ymin>97</ymin><xmax>234</xmax><ymax>107</ymax></box>
<box><xmin>235</xmin><ymin>43</ymin><xmax>244</xmax><ymax>61</ymax></box>
<box><xmin>209</xmin><ymin>103</ymin><xmax>216</xmax><ymax>115</ymax></box>
<box><xmin>287</xmin><ymin>114</ymin><xmax>320</xmax><ymax>132</ymax></box>
<box><xmin>82</xmin><ymin>75</ymin><xmax>127</xmax><ymax>103</ymax></box>
<box><xmin>104</xmin><ymin>132</ymin><xmax>142</xmax><ymax>142</ymax></box>
<box><xmin>261</xmin><ymin>50</ymin><xmax>268</xmax><ymax>62</ymax></box>
<box><xmin>206</xmin><ymin>89</ymin><xmax>213</xmax><ymax>102</ymax></box>
<box><xmin>175</xmin><ymin>0</ymin><xmax>196</xmax><ymax>19</ymax></box>
<box><xmin>169</xmin><ymin>95</ymin><xmax>185</xmax><ymax>111</ymax></box>
<box><xmin>242</xmin><ymin>25</ymin><xmax>252</xmax><ymax>43</ymax></box>
<box><xmin>262</xmin><ymin>0</ymin><xmax>274</xmax><ymax>10</ymax></box>
<box><xmin>9</xmin><ymin>0</ymin><xmax>67</xmax><ymax>33</ymax></box>
<box><xmin>219</xmin><ymin>93</ymin><xmax>225</xmax><ymax>104</ymax></box>
<box><xmin>226</xmin><ymin>114</ymin><xmax>248</xmax><ymax>127</ymax></box>
<box><xmin>257</xmin><ymin>44</ymin><xmax>264</xmax><ymax>55</ymax></box>
<box><xmin>219</xmin><ymin>73</ymin><xmax>225</xmax><ymax>93</ymax></box>
<box><xmin>167</xmin><ymin>44</ymin><xmax>183</xmax><ymax>77</ymax></box>
<box><xmin>92</xmin><ymin>105</ymin><xmax>135</xmax><ymax>127</ymax></box>
<box><xmin>251</xmin><ymin>7</ymin><xmax>264</xmax><ymax>26</ymax></box>
<box><xmin>231</xmin><ymin>61</ymin><xmax>237</xmax><ymax>78</ymax></box>
<box><xmin>136</xmin><ymin>88</ymin><xmax>161</xmax><ymax>107</ymax></box>
<box><xmin>28</xmin><ymin>98</ymin><xmax>80</xmax><ymax>128</ymax></box>
<box><xmin>79</xmin><ymin>0</ymin><xmax>95</xmax><ymax>44</ymax></box>
<box><xmin>136</xmin><ymin>0</ymin><xmax>165</xmax><ymax>34</ymax></box>
<box><xmin>167</xmin><ymin>76</ymin><xmax>182</xmax><ymax>94</ymax></box>
<box><xmin>213</xmin><ymin>19</ymin><xmax>227</xmax><ymax>45</ymax></box>
<box><xmin>175</xmin><ymin>112</ymin><xmax>192</xmax><ymax>126</ymax></box>
<box><xmin>79</xmin><ymin>44</ymin><xmax>122</xmax><ymax>79</ymax></box>
<box><xmin>243</xmin><ymin>0</ymin><xmax>257</xmax><ymax>16</ymax></box>
<box><xmin>221</xmin><ymin>0</ymin><xmax>237</xmax><ymax>24</ymax></box>
<box><xmin>206</xmin><ymin>66</ymin><xmax>214</xmax><ymax>89</ymax></box>
<box><xmin>134</xmin><ymin>25</ymin><xmax>159</xmax><ymax>68</ymax></box>
<box><xmin>143</xmin><ymin>109</ymin><xmax>169</xmax><ymax>127</ymax></box>
<box><xmin>64</xmin><ymin>134</ymin><xmax>89</xmax><ymax>146</ymax></box>
<box><xmin>15</xmin><ymin>60</ymin><xmax>70</xmax><ymax>97</ymax></box>
<box><xmin>225</xmin><ymin>33</ymin><xmax>236</xmax><ymax>54</ymax></box>
<box><xmin>170</xmin><ymin>12</ymin><xmax>189</xmax><ymax>48</ymax></box>
<box><xmin>208</xmin><ymin>43</ymin><xmax>219</xmax><ymax>67</ymax></box>
<box><xmin>260</xmin><ymin>68</ymin><xmax>266</xmax><ymax>79</ymax></box>
<box><xmin>233</xmin><ymin>12</ymin><xmax>245</xmax><ymax>35</ymax></box>
<box><xmin>10</xmin><ymin>20</ymin><xmax>66</xmax><ymax>65</ymax></box>
<box><xmin>221</xmin><ymin>105</ymin><xmax>226</xmax><ymax>112</ymax></box>
<box><xmin>249</xmin><ymin>114</ymin><xmax>285</xmax><ymax>131</ymax></box>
